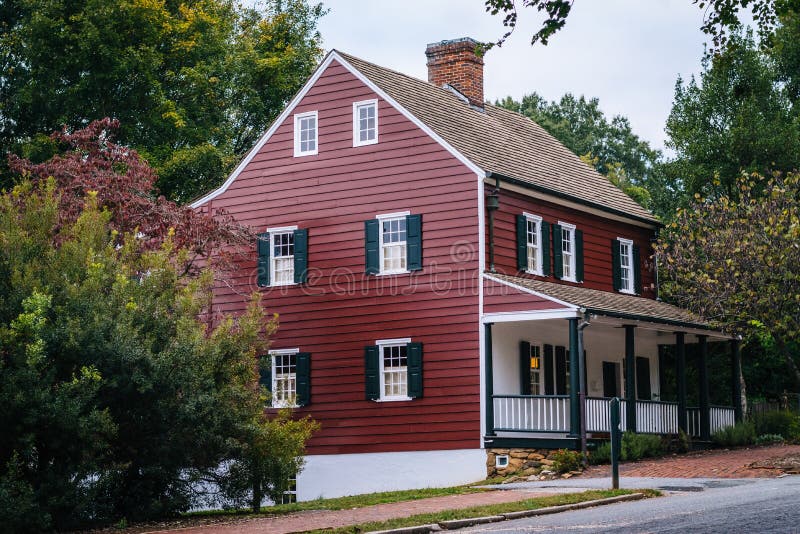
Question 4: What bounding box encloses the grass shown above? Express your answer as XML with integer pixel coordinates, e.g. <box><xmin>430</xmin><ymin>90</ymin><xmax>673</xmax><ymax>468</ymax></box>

<box><xmin>306</xmin><ymin>489</ymin><xmax>661</xmax><ymax>534</ymax></box>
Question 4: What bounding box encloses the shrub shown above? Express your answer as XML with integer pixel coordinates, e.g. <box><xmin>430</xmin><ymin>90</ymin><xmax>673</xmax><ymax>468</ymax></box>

<box><xmin>551</xmin><ymin>449</ymin><xmax>583</xmax><ymax>473</ymax></box>
<box><xmin>589</xmin><ymin>442</ymin><xmax>611</xmax><ymax>465</ymax></box>
<box><xmin>754</xmin><ymin>411</ymin><xmax>800</xmax><ymax>440</ymax></box>
<box><xmin>621</xmin><ymin>432</ymin><xmax>665</xmax><ymax>461</ymax></box>
<box><xmin>755</xmin><ymin>434</ymin><xmax>785</xmax><ymax>446</ymax></box>
<box><xmin>712</xmin><ymin>421</ymin><xmax>756</xmax><ymax>447</ymax></box>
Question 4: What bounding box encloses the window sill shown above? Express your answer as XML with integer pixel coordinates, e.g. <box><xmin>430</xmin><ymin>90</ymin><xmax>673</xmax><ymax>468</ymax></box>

<box><xmin>561</xmin><ymin>277</ymin><xmax>579</xmax><ymax>283</ymax></box>
<box><xmin>270</xmin><ymin>403</ymin><xmax>299</xmax><ymax>409</ymax></box>
<box><xmin>354</xmin><ymin>139</ymin><xmax>378</xmax><ymax>147</ymax></box>
<box><xmin>373</xmin><ymin>396</ymin><xmax>413</xmax><ymax>402</ymax></box>
<box><xmin>293</xmin><ymin>150</ymin><xmax>318</xmax><ymax>157</ymax></box>
<box><xmin>524</xmin><ymin>269</ymin><xmax>544</xmax><ymax>277</ymax></box>
<box><xmin>375</xmin><ymin>270</ymin><xmax>410</xmax><ymax>277</ymax></box>
<box><xmin>618</xmin><ymin>289</ymin><xmax>636</xmax><ymax>295</ymax></box>
<box><xmin>267</xmin><ymin>281</ymin><xmax>299</xmax><ymax>288</ymax></box>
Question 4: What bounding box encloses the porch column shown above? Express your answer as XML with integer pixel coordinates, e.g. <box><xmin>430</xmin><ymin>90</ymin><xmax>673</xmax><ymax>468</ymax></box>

<box><xmin>485</xmin><ymin>323</ymin><xmax>495</xmax><ymax>436</ymax></box>
<box><xmin>698</xmin><ymin>335</ymin><xmax>711</xmax><ymax>441</ymax></box>
<box><xmin>731</xmin><ymin>338</ymin><xmax>743</xmax><ymax>422</ymax></box>
<box><xmin>624</xmin><ymin>325</ymin><xmax>637</xmax><ymax>432</ymax></box>
<box><xmin>568</xmin><ymin>318</ymin><xmax>580</xmax><ymax>437</ymax></box>
<box><xmin>675</xmin><ymin>332</ymin><xmax>688</xmax><ymax>433</ymax></box>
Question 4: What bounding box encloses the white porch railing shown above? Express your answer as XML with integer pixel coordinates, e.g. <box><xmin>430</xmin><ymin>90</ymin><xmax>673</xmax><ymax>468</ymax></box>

<box><xmin>636</xmin><ymin>400</ymin><xmax>679</xmax><ymax>434</ymax></box>
<box><xmin>710</xmin><ymin>405</ymin><xmax>736</xmax><ymax>433</ymax></box>
<box><xmin>687</xmin><ymin>407</ymin><xmax>701</xmax><ymax>437</ymax></box>
<box><xmin>492</xmin><ymin>395</ymin><xmax>570</xmax><ymax>432</ymax></box>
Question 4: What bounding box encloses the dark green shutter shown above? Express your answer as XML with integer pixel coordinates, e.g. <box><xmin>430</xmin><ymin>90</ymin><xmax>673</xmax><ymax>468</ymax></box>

<box><xmin>293</xmin><ymin>229</ymin><xmax>308</xmax><ymax>284</ymax></box>
<box><xmin>520</xmin><ymin>341</ymin><xmax>532</xmax><ymax>395</ymax></box>
<box><xmin>365</xmin><ymin>345</ymin><xmax>380</xmax><ymax>400</ymax></box>
<box><xmin>257</xmin><ymin>232</ymin><xmax>270</xmax><ymax>287</ymax></box>
<box><xmin>406</xmin><ymin>214</ymin><xmax>423</xmax><ymax>271</ymax></box>
<box><xmin>575</xmin><ymin>229</ymin><xmax>584</xmax><ymax>282</ymax></box>
<box><xmin>611</xmin><ymin>240</ymin><xmax>622</xmax><ymax>291</ymax></box>
<box><xmin>407</xmin><ymin>342</ymin><xmax>423</xmax><ymax>399</ymax></box>
<box><xmin>552</xmin><ymin>224</ymin><xmax>563</xmax><ymax>280</ymax></box>
<box><xmin>541</xmin><ymin>221</ymin><xmax>551</xmax><ymax>276</ymax></box>
<box><xmin>555</xmin><ymin>346</ymin><xmax>567</xmax><ymax>395</ymax></box>
<box><xmin>259</xmin><ymin>355</ymin><xmax>271</xmax><ymax>391</ymax></box>
<box><xmin>296</xmin><ymin>352</ymin><xmax>311</xmax><ymax>406</ymax></box>
<box><xmin>365</xmin><ymin>220</ymin><xmax>380</xmax><ymax>274</ymax></box>
<box><xmin>516</xmin><ymin>214</ymin><xmax>527</xmax><ymax>270</ymax></box>
<box><xmin>633</xmin><ymin>244</ymin><xmax>642</xmax><ymax>295</ymax></box>
<box><xmin>543</xmin><ymin>344</ymin><xmax>554</xmax><ymax>395</ymax></box>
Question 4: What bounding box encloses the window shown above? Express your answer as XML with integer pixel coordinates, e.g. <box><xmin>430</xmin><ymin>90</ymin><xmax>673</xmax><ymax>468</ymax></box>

<box><xmin>378</xmin><ymin>212</ymin><xmax>408</xmax><ymax>274</ymax></box>
<box><xmin>559</xmin><ymin>221</ymin><xmax>576</xmax><ymax>282</ymax></box>
<box><xmin>280</xmin><ymin>475</ymin><xmax>297</xmax><ymax>504</ymax></box>
<box><xmin>378</xmin><ymin>339</ymin><xmax>410</xmax><ymax>400</ymax></box>
<box><xmin>270</xmin><ymin>349</ymin><xmax>298</xmax><ymax>408</ymax></box>
<box><xmin>617</xmin><ymin>238</ymin><xmax>635</xmax><ymax>294</ymax></box>
<box><xmin>524</xmin><ymin>213</ymin><xmax>543</xmax><ymax>275</ymax></box>
<box><xmin>529</xmin><ymin>343</ymin><xmax>542</xmax><ymax>395</ymax></box>
<box><xmin>294</xmin><ymin>111</ymin><xmax>318</xmax><ymax>156</ymax></box>
<box><xmin>269</xmin><ymin>226</ymin><xmax>297</xmax><ymax>286</ymax></box>
<box><xmin>353</xmin><ymin>99</ymin><xmax>378</xmax><ymax>146</ymax></box>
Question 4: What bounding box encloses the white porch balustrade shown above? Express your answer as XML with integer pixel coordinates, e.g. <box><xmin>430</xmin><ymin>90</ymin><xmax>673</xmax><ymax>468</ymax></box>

<box><xmin>492</xmin><ymin>395</ymin><xmax>570</xmax><ymax>432</ymax></box>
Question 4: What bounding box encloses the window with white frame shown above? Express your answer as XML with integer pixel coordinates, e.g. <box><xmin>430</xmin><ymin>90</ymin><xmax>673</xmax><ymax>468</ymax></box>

<box><xmin>271</xmin><ymin>349</ymin><xmax>298</xmax><ymax>408</ymax></box>
<box><xmin>378</xmin><ymin>338</ymin><xmax>410</xmax><ymax>400</ymax></box>
<box><xmin>529</xmin><ymin>343</ymin><xmax>542</xmax><ymax>395</ymax></box>
<box><xmin>378</xmin><ymin>212</ymin><xmax>408</xmax><ymax>274</ymax></box>
<box><xmin>524</xmin><ymin>213</ymin><xmax>543</xmax><ymax>275</ymax></box>
<box><xmin>294</xmin><ymin>111</ymin><xmax>318</xmax><ymax>156</ymax></box>
<box><xmin>559</xmin><ymin>222</ymin><xmax>576</xmax><ymax>282</ymax></box>
<box><xmin>353</xmin><ymin>99</ymin><xmax>378</xmax><ymax>146</ymax></box>
<box><xmin>270</xmin><ymin>227</ymin><xmax>296</xmax><ymax>286</ymax></box>
<box><xmin>618</xmin><ymin>238</ymin><xmax>635</xmax><ymax>294</ymax></box>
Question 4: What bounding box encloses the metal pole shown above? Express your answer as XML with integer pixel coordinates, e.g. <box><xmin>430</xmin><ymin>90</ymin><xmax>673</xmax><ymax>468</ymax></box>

<box><xmin>610</xmin><ymin>397</ymin><xmax>621</xmax><ymax>490</ymax></box>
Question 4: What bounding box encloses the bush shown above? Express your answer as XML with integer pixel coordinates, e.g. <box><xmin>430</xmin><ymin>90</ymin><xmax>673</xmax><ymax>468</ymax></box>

<box><xmin>589</xmin><ymin>442</ymin><xmax>611</xmax><ymax>465</ymax></box>
<box><xmin>754</xmin><ymin>411</ymin><xmax>800</xmax><ymax>440</ymax></box>
<box><xmin>755</xmin><ymin>434</ymin><xmax>785</xmax><ymax>446</ymax></box>
<box><xmin>621</xmin><ymin>432</ymin><xmax>665</xmax><ymax>461</ymax></box>
<box><xmin>551</xmin><ymin>449</ymin><xmax>583</xmax><ymax>473</ymax></box>
<box><xmin>712</xmin><ymin>421</ymin><xmax>756</xmax><ymax>447</ymax></box>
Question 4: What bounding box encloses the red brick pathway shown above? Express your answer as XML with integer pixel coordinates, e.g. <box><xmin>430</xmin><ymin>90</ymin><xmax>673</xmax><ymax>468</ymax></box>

<box><xmin>143</xmin><ymin>489</ymin><xmax>555</xmax><ymax>534</ymax></box>
<box><xmin>582</xmin><ymin>444</ymin><xmax>800</xmax><ymax>479</ymax></box>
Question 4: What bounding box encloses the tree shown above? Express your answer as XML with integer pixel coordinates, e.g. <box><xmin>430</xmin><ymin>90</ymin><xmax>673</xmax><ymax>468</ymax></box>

<box><xmin>481</xmin><ymin>0</ymin><xmax>784</xmax><ymax>51</ymax></box>
<box><xmin>663</xmin><ymin>30</ymin><xmax>800</xmax><ymax>202</ymax></box>
<box><xmin>0</xmin><ymin>122</ymin><xmax>317</xmax><ymax>529</ymax></box>
<box><xmin>497</xmin><ymin>92</ymin><xmax>660</xmax><ymax>212</ymax></box>
<box><xmin>655</xmin><ymin>172</ymin><xmax>800</xmax><ymax>390</ymax></box>
<box><xmin>0</xmin><ymin>0</ymin><xmax>326</xmax><ymax>202</ymax></box>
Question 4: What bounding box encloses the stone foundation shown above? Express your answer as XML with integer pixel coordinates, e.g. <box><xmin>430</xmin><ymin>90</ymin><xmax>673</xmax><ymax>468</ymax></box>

<box><xmin>485</xmin><ymin>447</ymin><xmax>561</xmax><ymax>478</ymax></box>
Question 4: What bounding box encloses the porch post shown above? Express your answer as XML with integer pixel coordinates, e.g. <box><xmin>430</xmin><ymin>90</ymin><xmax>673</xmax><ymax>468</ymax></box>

<box><xmin>731</xmin><ymin>338</ymin><xmax>743</xmax><ymax>422</ymax></box>
<box><xmin>675</xmin><ymin>332</ymin><xmax>688</xmax><ymax>433</ymax></box>
<box><xmin>485</xmin><ymin>322</ymin><xmax>495</xmax><ymax>436</ymax></box>
<box><xmin>568</xmin><ymin>318</ymin><xmax>580</xmax><ymax>437</ymax></box>
<box><xmin>698</xmin><ymin>335</ymin><xmax>711</xmax><ymax>441</ymax></box>
<box><xmin>624</xmin><ymin>325</ymin><xmax>637</xmax><ymax>432</ymax></box>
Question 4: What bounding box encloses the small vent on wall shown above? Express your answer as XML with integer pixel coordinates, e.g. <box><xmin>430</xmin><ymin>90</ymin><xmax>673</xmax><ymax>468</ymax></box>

<box><xmin>495</xmin><ymin>455</ymin><xmax>509</xmax><ymax>468</ymax></box>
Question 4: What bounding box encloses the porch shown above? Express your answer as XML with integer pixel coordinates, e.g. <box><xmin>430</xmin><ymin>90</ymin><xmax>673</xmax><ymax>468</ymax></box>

<box><xmin>482</xmin><ymin>274</ymin><xmax>743</xmax><ymax>448</ymax></box>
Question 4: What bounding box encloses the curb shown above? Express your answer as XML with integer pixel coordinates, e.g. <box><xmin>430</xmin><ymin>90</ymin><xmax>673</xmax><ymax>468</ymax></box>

<box><xmin>366</xmin><ymin>493</ymin><xmax>646</xmax><ymax>534</ymax></box>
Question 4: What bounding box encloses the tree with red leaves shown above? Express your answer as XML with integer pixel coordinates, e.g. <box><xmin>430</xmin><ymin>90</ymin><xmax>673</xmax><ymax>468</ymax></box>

<box><xmin>8</xmin><ymin>118</ymin><xmax>250</xmax><ymax>273</ymax></box>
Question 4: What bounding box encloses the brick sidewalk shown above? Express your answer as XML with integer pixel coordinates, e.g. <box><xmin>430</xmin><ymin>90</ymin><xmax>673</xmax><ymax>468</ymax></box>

<box><xmin>582</xmin><ymin>444</ymin><xmax>800</xmax><ymax>479</ymax></box>
<box><xmin>143</xmin><ymin>489</ymin><xmax>555</xmax><ymax>534</ymax></box>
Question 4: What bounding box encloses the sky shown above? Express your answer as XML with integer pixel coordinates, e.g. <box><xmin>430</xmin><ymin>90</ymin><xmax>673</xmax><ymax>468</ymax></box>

<box><xmin>316</xmin><ymin>0</ymin><xmax>716</xmax><ymax>152</ymax></box>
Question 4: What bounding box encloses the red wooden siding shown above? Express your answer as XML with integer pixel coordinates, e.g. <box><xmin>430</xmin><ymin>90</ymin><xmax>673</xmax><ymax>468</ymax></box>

<box><xmin>482</xmin><ymin>276</ymin><xmax>569</xmax><ymax>314</ymax></box>
<box><xmin>203</xmin><ymin>60</ymin><xmax>482</xmax><ymax>455</ymax></box>
<box><xmin>487</xmin><ymin>188</ymin><xmax>657</xmax><ymax>298</ymax></box>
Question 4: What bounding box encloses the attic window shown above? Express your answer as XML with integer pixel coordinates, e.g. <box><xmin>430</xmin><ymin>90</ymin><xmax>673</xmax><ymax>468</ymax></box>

<box><xmin>353</xmin><ymin>100</ymin><xmax>378</xmax><ymax>147</ymax></box>
<box><xmin>294</xmin><ymin>111</ymin><xmax>318</xmax><ymax>156</ymax></box>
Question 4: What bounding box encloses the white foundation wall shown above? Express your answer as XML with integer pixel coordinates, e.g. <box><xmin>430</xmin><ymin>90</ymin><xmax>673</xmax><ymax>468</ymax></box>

<box><xmin>296</xmin><ymin>448</ymin><xmax>486</xmax><ymax>501</ymax></box>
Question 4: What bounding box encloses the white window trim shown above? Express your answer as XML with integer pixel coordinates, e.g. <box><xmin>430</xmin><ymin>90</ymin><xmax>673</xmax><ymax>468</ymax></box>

<box><xmin>376</xmin><ymin>211</ymin><xmax>411</xmax><ymax>276</ymax></box>
<box><xmin>558</xmin><ymin>221</ymin><xmax>577</xmax><ymax>283</ymax></box>
<box><xmin>617</xmin><ymin>237</ymin><xmax>636</xmax><ymax>295</ymax></box>
<box><xmin>523</xmin><ymin>212</ymin><xmax>544</xmax><ymax>276</ymax></box>
<box><xmin>353</xmin><ymin>99</ymin><xmax>378</xmax><ymax>147</ymax></box>
<box><xmin>293</xmin><ymin>110</ymin><xmax>318</xmax><ymax>157</ymax></box>
<box><xmin>269</xmin><ymin>348</ymin><xmax>300</xmax><ymax>408</ymax></box>
<box><xmin>376</xmin><ymin>337</ymin><xmax>412</xmax><ymax>402</ymax></box>
<box><xmin>267</xmin><ymin>225</ymin><xmax>298</xmax><ymax>287</ymax></box>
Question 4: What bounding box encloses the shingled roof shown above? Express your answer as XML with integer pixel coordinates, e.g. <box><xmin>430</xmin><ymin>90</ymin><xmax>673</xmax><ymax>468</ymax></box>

<box><xmin>491</xmin><ymin>273</ymin><xmax>712</xmax><ymax>329</ymax></box>
<box><xmin>337</xmin><ymin>51</ymin><xmax>659</xmax><ymax>224</ymax></box>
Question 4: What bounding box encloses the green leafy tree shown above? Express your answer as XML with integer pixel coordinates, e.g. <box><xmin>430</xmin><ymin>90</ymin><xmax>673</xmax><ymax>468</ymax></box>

<box><xmin>663</xmin><ymin>30</ymin><xmax>800</xmax><ymax>202</ymax></box>
<box><xmin>655</xmin><ymin>172</ymin><xmax>800</xmax><ymax>391</ymax></box>
<box><xmin>0</xmin><ymin>0</ymin><xmax>326</xmax><ymax>202</ymax></box>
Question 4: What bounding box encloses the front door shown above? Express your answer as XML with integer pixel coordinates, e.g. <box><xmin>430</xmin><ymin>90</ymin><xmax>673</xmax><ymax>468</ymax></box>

<box><xmin>602</xmin><ymin>361</ymin><xmax>620</xmax><ymax>398</ymax></box>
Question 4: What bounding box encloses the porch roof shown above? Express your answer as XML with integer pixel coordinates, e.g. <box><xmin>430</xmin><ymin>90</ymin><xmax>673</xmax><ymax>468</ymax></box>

<box><xmin>489</xmin><ymin>273</ymin><xmax>715</xmax><ymax>331</ymax></box>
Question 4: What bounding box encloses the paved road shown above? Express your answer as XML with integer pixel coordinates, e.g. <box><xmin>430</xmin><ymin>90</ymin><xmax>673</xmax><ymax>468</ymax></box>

<box><xmin>460</xmin><ymin>476</ymin><xmax>800</xmax><ymax>533</ymax></box>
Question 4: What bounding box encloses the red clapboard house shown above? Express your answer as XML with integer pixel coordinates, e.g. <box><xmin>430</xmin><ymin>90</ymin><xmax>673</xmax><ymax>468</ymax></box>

<box><xmin>192</xmin><ymin>38</ymin><xmax>743</xmax><ymax>500</ymax></box>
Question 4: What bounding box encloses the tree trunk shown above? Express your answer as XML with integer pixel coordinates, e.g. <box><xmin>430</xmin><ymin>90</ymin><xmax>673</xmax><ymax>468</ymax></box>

<box><xmin>251</xmin><ymin>475</ymin><xmax>262</xmax><ymax>513</ymax></box>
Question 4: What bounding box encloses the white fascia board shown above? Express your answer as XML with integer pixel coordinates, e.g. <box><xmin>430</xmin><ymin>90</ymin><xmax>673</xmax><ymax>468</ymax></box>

<box><xmin>482</xmin><ymin>273</ymin><xmax>578</xmax><ymax>311</ymax></box>
<box><xmin>192</xmin><ymin>50</ymin><xmax>485</xmax><ymax>209</ymax></box>
<box><xmin>482</xmin><ymin>309</ymin><xmax>581</xmax><ymax>323</ymax></box>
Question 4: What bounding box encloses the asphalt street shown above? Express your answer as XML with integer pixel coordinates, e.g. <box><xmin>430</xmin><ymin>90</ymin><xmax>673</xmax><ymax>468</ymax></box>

<box><xmin>460</xmin><ymin>475</ymin><xmax>800</xmax><ymax>533</ymax></box>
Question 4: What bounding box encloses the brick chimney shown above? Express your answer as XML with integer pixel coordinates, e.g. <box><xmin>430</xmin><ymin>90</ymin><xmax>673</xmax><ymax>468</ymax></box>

<box><xmin>425</xmin><ymin>37</ymin><xmax>484</xmax><ymax>107</ymax></box>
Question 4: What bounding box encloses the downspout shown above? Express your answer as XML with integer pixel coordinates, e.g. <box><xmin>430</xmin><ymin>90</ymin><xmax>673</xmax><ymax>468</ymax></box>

<box><xmin>486</xmin><ymin>175</ymin><xmax>500</xmax><ymax>272</ymax></box>
<box><xmin>577</xmin><ymin>309</ymin><xmax>591</xmax><ymax>465</ymax></box>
